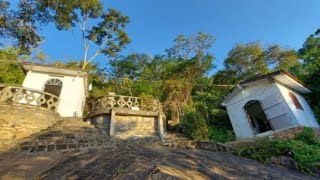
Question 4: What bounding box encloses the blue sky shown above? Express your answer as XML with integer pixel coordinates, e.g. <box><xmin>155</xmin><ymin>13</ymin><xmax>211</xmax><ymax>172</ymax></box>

<box><xmin>31</xmin><ymin>1</ymin><xmax>320</xmax><ymax>70</ymax></box>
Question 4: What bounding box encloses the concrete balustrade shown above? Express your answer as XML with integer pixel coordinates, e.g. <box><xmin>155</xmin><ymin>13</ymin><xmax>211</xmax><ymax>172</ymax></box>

<box><xmin>93</xmin><ymin>94</ymin><xmax>162</xmax><ymax>112</ymax></box>
<box><xmin>0</xmin><ymin>85</ymin><xmax>60</xmax><ymax>112</ymax></box>
<box><xmin>89</xmin><ymin>93</ymin><xmax>165</xmax><ymax>141</ymax></box>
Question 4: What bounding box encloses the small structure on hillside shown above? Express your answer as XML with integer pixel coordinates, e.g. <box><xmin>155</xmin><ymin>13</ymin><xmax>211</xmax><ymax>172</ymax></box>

<box><xmin>21</xmin><ymin>63</ymin><xmax>88</xmax><ymax>117</ymax></box>
<box><xmin>221</xmin><ymin>70</ymin><xmax>319</xmax><ymax>139</ymax></box>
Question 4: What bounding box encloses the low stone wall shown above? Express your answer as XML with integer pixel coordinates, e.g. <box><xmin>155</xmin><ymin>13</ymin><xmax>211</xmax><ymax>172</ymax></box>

<box><xmin>162</xmin><ymin>138</ymin><xmax>233</xmax><ymax>152</ymax></box>
<box><xmin>271</xmin><ymin>126</ymin><xmax>320</xmax><ymax>140</ymax></box>
<box><xmin>114</xmin><ymin>115</ymin><xmax>158</xmax><ymax>139</ymax></box>
<box><xmin>91</xmin><ymin>115</ymin><xmax>111</xmax><ymax>135</ymax></box>
<box><xmin>89</xmin><ymin>108</ymin><xmax>165</xmax><ymax>140</ymax></box>
<box><xmin>0</xmin><ymin>103</ymin><xmax>60</xmax><ymax>152</ymax></box>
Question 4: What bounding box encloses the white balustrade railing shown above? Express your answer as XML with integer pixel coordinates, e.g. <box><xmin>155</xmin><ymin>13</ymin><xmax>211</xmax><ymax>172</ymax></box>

<box><xmin>0</xmin><ymin>85</ymin><xmax>60</xmax><ymax>112</ymax></box>
<box><xmin>93</xmin><ymin>94</ymin><xmax>162</xmax><ymax>112</ymax></box>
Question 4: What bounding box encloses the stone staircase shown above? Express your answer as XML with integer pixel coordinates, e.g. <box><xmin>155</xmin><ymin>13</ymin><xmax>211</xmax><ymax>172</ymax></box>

<box><xmin>161</xmin><ymin>132</ymin><xmax>197</xmax><ymax>148</ymax></box>
<box><xmin>17</xmin><ymin>117</ymin><xmax>112</xmax><ymax>153</ymax></box>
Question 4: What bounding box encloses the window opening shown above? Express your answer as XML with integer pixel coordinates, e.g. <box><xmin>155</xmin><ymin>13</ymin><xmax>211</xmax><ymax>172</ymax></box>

<box><xmin>289</xmin><ymin>92</ymin><xmax>304</xmax><ymax>110</ymax></box>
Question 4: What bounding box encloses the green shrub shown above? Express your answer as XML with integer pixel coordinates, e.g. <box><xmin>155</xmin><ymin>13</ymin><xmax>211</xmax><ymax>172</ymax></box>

<box><xmin>180</xmin><ymin>107</ymin><xmax>209</xmax><ymax>140</ymax></box>
<box><xmin>234</xmin><ymin>139</ymin><xmax>284</xmax><ymax>163</ymax></box>
<box><xmin>234</xmin><ymin>128</ymin><xmax>320</xmax><ymax>174</ymax></box>
<box><xmin>294</xmin><ymin>127</ymin><xmax>319</xmax><ymax>145</ymax></box>
<box><xmin>207</xmin><ymin>125</ymin><xmax>235</xmax><ymax>143</ymax></box>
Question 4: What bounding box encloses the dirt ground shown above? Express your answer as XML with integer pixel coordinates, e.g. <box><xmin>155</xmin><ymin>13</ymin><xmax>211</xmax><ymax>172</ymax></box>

<box><xmin>0</xmin><ymin>142</ymin><xmax>317</xmax><ymax>180</ymax></box>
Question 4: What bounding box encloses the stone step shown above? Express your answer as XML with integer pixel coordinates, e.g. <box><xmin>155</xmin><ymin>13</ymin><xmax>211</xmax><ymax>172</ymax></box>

<box><xmin>15</xmin><ymin>118</ymin><xmax>108</xmax><ymax>154</ymax></box>
<box><xmin>19</xmin><ymin>141</ymin><xmax>101</xmax><ymax>153</ymax></box>
<box><xmin>163</xmin><ymin>132</ymin><xmax>191</xmax><ymax>141</ymax></box>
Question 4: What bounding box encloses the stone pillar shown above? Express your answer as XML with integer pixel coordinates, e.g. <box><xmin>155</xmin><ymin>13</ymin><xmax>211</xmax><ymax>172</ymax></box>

<box><xmin>158</xmin><ymin>112</ymin><xmax>165</xmax><ymax>141</ymax></box>
<box><xmin>110</xmin><ymin>109</ymin><xmax>116</xmax><ymax>136</ymax></box>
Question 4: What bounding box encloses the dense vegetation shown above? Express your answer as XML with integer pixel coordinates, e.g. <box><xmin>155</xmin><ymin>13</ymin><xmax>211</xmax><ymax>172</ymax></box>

<box><xmin>234</xmin><ymin>128</ymin><xmax>320</xmax><ymax>174</ymax></box>
<box><xmin>1</xmin><ymin>0</ymin><xmax>320</xmax><ymax>144</ymax></box>
<box><xmin>0</xmin><ymin>48</ymin><xmax>24</xmax><ymax>85</ymax></box>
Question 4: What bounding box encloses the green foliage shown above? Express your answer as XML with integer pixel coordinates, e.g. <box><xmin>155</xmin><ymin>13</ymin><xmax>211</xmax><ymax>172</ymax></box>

<box><xmin>0</xmin><ymin>0</ymin><xmax>43</xmax><ymax>54</ymax></box>
<box><xmin>234</xmin><ymin>139</ymin><xmax>282</xmax><ymax>163</ymax></box>
<box><xmin>294</xmin><ymin>29</ymin><xmax>320</xmax><ymax>122</ymax></box>
<box><xmin>207</xmin><ymin>125</ymin><xmax>235</xmax><ymax>143</ymax></box>
<box><xmin>108</xmin><ymin>33</ymin><xmax>216</xmax><ymax>127</ymax></box>
<box><xmin>223</xmin><ymin>42</ymin><xmax>298</xmax><ymax>81</ymax></box>
<box><xmin>193</xmin><ymin>77</ymin><xmax>231</xmax><ymax>126</ymax></box>
<box><xmin>110</xmin><ymin>54</ymin><xmax>150</xmax><ymax>80</ymax></box>
<box><xmin>1</xmin><ymin>0</ymin><xmax>130</xmax><ymax>67</ymax></box>
<box><xmin>224</xmin><ymin>42</ymin><xmax>269</xmax><ymax>79</ymax></box>
<box><xmin>234</xmin><ymin>128</ymin><xmax>320</xmax><ymax>174</ymax></box>
<box><xmin>294</xmin><ymin>127</ymin><xmax>319</xmax><ymax>145</ymax></box>
<box><xmin>0</xmin><ymin>48</ymin><xmax>25</xmax><ymax>85</ymax></box>
<box><xmin>35</xmin><ymin>0</ymin><xmax>104</xmax><ymax>30</ymax></box>
<box><xmin>265</xmin><ymin>45</ymin><xmax>298</xmax><ymax>71</ymax></box>
<box><xmin>166</xmin><ymin>32</ymin><xmax>215</xmax><ymax>59</ymax></box>
<box><xmin>106</xmin><ymin>34</ymin><xmax>235</xmax><ymax>142</ymax></box>
<box><xmin>36</xmin><ymin>0</ymin><xmax>131</xmax><ymax>69</ymax></box>
<box><xmin>180</xmin><ymin>107</ymin><xmax>209</xmax><ymax>140</ymax></box>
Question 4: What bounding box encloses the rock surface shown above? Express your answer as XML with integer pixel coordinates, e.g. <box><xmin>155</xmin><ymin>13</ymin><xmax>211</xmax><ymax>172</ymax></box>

<box><xmin>0</xmin><ymin>104</ymin><xmax>60</xmax><ymax>152</ymax></box>
<box><xmin>0</xmin><ymin>143</ymin><xmax>317</xmax><ymax>180</ymax></box>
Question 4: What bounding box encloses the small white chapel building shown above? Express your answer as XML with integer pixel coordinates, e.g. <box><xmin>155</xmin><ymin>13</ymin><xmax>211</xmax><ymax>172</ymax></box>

<box><xmin>21</xmin><ymin>63</ymin><xmax>88</xmax><ymax>117</ymax></box>
<box><xmin>221</xmin><ymin>70</ymin><xmax>319</xmax><ymax>140</ymax></box>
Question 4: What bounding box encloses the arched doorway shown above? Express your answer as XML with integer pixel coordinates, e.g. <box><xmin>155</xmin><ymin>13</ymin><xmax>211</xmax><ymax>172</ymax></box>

<box><xmin>44</xmin><ymin>79</ymin><xmax>63</xmax><ymax>97</ymax></box>
<box><xmin>244</xmin><ymin>100</ymin><xmax>272</xmax><ymax>134</ymax></box>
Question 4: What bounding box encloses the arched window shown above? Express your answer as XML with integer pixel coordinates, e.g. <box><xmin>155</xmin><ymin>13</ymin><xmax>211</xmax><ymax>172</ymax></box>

<box><xmin>44</xmin><ymin>79</ymin><xmax>63</xmax><ymax>97</ymax></box>
<box><xmin>289</xmin><ymin>92</ymin><xmax>304</xmax><ymax>110</ymax></box>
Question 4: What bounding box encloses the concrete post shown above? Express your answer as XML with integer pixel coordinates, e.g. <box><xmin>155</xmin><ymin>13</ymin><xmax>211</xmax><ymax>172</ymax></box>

<box><xmin>158</xmin><ymin>112</ymin><xmax>165</xmax><ymax>141</ymax></box>
<box><xmin>110</xmin><ymin>109</ymin><xmax>116</xmax><ymax>136</ymax></box>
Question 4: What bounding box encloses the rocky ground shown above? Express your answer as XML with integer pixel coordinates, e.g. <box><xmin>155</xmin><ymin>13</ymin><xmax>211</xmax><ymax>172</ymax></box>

<box><xmin>0</xmin><ymin>141</ymin><xmax>317</xmax><ymax>180</ymax></box>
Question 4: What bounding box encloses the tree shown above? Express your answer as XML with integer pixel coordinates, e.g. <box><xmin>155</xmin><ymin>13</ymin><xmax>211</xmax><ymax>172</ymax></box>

<box><xmin>110</xmin><ymin>54</ymin><xmax>151</xmax><ymax>80</ymax></box>
<box><xmin>34</xmin><ymin>0</ymin><xmax>130</xmax><ymax>69</ymax></box>
<box><xmin>162</xmin><ymin>33</ymin><xmax>215</xmax><ymax>125</ymax></box>
<box><xmin>224</xmin><ymin>42</ymin><xmax>268</xmax><ymax>80</ymax></box>
<box><xmin>296</xmin><ymin>29</ymin><xmax>320</xmax><ymax>121</ymax></box>
<box><xmin>224</xmin><ymin>42</ymin><xmax>298</xmax><ymax>81</ymax></box>
<box><xmin>298</xmin><ymin>29</ymin><xmax>320</xmax><ymax>71</ymax></box>
<box><xmin>212</xmin><ymin>69</ymin><xmax>239</xmax><ymax>85</ymax></box>
<box><xmin>265</xmin><ymin>45</ymin><xmax>298</xmax><ymax>71</ymax></box>
<box><xmin>1</xmin><ymin>0</ymin><xmax>130</xmax><ymax>68</ymax></box>
<box><xmin>166</xmin><ymin>32</ymin><xmax>215</xmax><ymax>59</ymax></box>
<box><xmin>0</xmin><ymin>0</ymin><xmax>43</xmax><ymax>54</ymax></box>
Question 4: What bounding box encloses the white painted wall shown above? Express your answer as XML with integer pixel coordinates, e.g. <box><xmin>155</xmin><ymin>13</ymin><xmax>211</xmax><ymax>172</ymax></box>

<box><xmin>223</xmin><ymin>80</ymin><xmax>297</xmax><ymax>139</ymax></box>
<box><xmin>223</xmin><ymin>79</ymin><xmax>319</xmax><ymax>140</ymax></box>
<box><xmin>22</xmin><ymin>71</ymin><xmax>86</xmax><ymax>117</ymax></box>
<box><xmin>276</xmin><ymin>84</ymin><xmax>319</xmax><ymax>128</ymax></box>
<box><xmin>224</xmin><ymin>80</ymin><xmax>275</xmax><ymax>139</ymax></box>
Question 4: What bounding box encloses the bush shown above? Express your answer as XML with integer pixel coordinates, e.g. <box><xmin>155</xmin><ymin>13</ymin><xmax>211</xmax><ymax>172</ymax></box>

<box><xmin>234</xmin><ymin>128</ymin><xmax>320</xmax><ymax>174</ymax></box>
<box><xmin>0</xmin><ymin>48</ymin><xmax>25</xmax><ymax>85</ymax></box>
<box><xmin>180</xmin><ymin>107</ymin><xmax>209</xmax><ymax>140</ymax></box>
<box><xmin>207</xmin><ymin>125</ymin><xmax>235</xmax><ymax>143</ymax></box>
<box><xmin>294</xmin><ymin>127</ymin><xmax>319</xmax><ymax>145</ymax></box>
<box><xmin>234</xmin><ymin>139</ymin><xmax>283</xmax><ymax>163</ymax></box>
